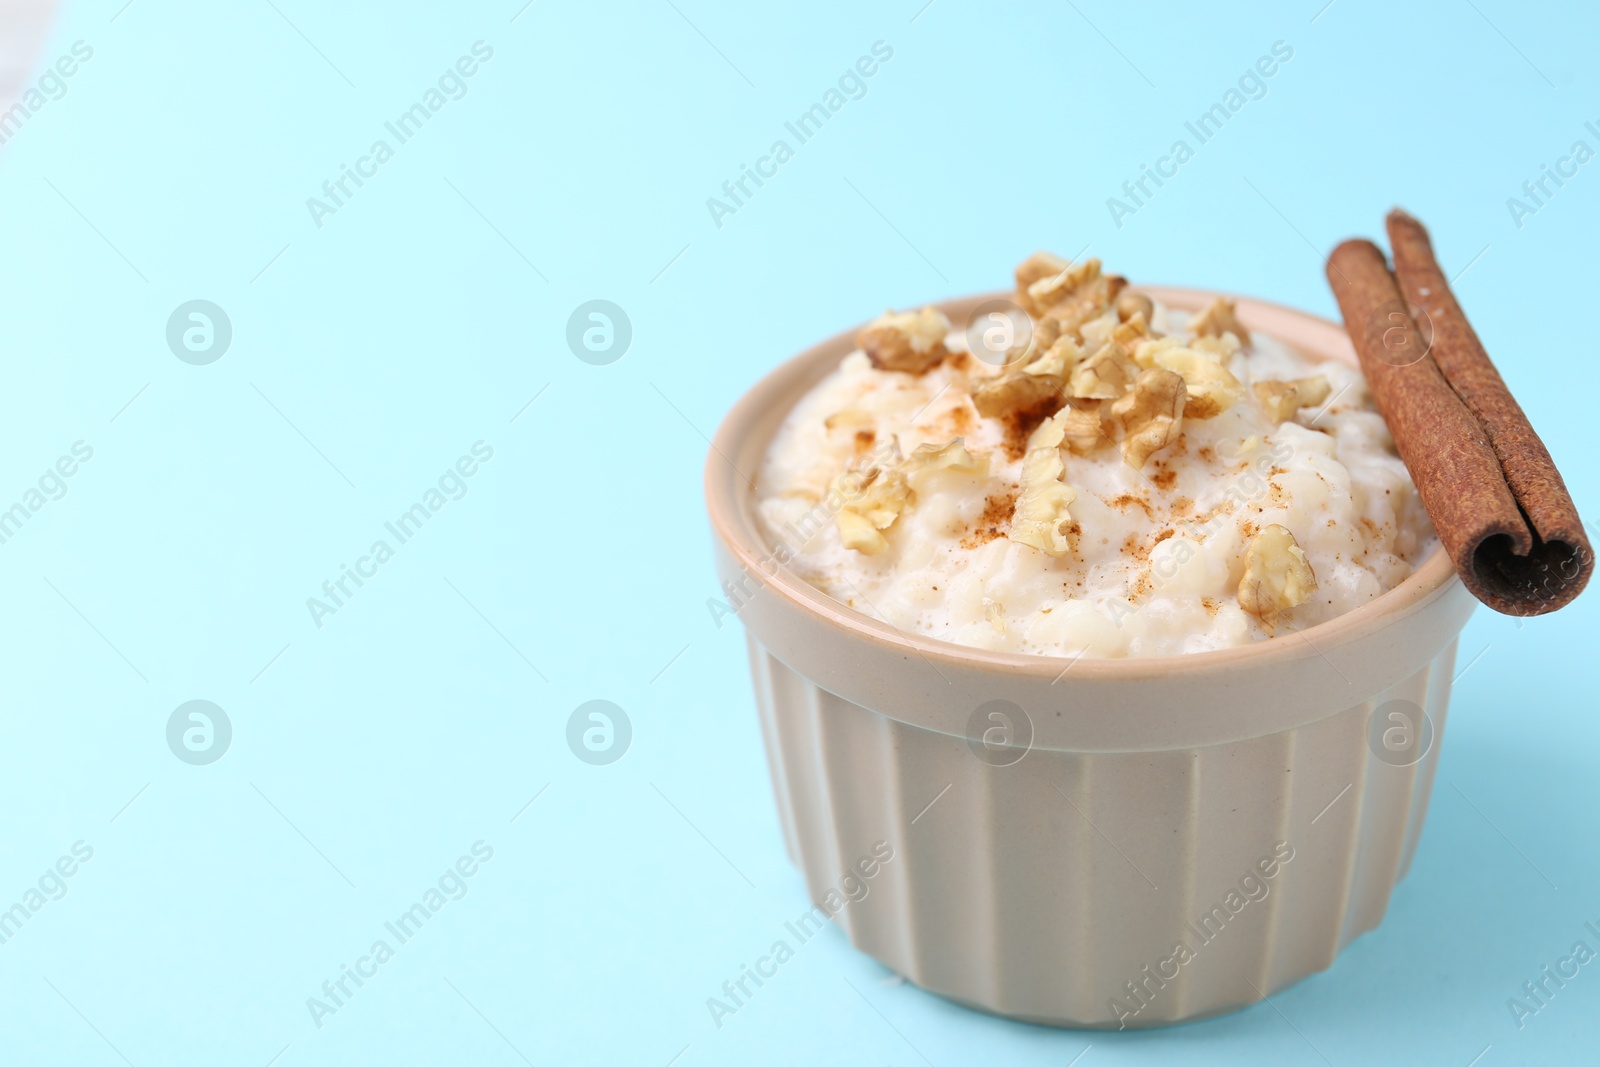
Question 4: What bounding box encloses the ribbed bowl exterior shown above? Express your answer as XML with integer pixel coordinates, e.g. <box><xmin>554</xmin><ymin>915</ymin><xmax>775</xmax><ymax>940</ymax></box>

<box><xmin>746</xmin><ymin>633</ymin><xmax>1459</xmax><ymax>1028</ymax></box>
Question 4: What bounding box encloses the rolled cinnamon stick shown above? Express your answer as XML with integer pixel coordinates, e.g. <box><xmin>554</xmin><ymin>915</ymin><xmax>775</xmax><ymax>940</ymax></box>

<box><xmin>1385</xmin><ymin>209</ymin><xmax>1591</xmax><ymax>614</ymax></box>
<box><xmin>1325</xmin><ymin>238</ymin><xmax>1586</xmax><ymax>615</ymax></box>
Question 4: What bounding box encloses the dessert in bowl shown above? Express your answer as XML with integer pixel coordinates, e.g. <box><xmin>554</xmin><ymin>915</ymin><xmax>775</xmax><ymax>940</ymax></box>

<box><xmin>705</xmin><ymin>253</ymin><xmax>1475</xmax><ymax>1027</ymax></box>
<box><xmin>755</xmin><ymin>255</ymin><xmax>1436</xmax><ymax>659</ymax></box>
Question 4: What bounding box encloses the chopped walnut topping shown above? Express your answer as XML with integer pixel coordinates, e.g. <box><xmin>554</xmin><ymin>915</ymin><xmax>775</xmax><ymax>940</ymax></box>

<box><xmin>1058</xmin><ymin>403</ymin><xmax>1108</xmax><ymax>454</ymax></box>
<box><xmin>1062</xmin><ymin>310</ymin><xmax>1152</xmax><ymax>403</ymax></box>
<box><xmin>1069</xmin><ymin>340</ymin><xmax>1139</xmax><ymax>399</ymax></box>
<box><xmin>1190</xmin><ymin>332</ymin><xmax>1241</xmax><ymax>361</ymax></box>
<box><xmin>972</xmin><ymin>370</ymin><xmax>1065</xmax><ymax>419</ymax></box>
<box><xmin>899</xmin><ymin>438</ymin><xmax>989</xmax><ymax>492</ymax></box>
<box><xmin>1007</xmin><ymin>410</ymin><xmax>1078</xmax><ymax>557</ymax></box>
<box><xmin>1237</xmin><ymin>524</ymin><xmax>1317</xmax><ymax>623</ymax></box>
<box><xmin>1145</xmin><ymin>344</ymin><xmax>1244</xmax><ymax>419</ymax></box>
<box><xmin>1109</xmin><ymin>368</ymin><xmax>1186</xmax><ymax>469</ymax></box>
<box><xmin>1022</xmin><ymin>334</ymin><xmax>1085</xmax><ymax>378</ymax></box>
<box><xmin>1252</xmin><ymin>381</ymin><xmax>1297</xmax><ymax>423</ymax></box>
<box><xmin>1188</xmin><ymin>296</ymin><xmax>1251</xmax><ymax>346</ymax></box>
<box><xmin>834</xmin><ymin>510</ymin><xmax>887</xmax><ymax>554</ymax></box>
<box><xmin>1116</xmin><ymin>290</ymin><xmax>1154</xmax><ymax>325</ymax></box>
<box><xmin>830</xmin><ymin>461</ymin><xmax>909</xmax><ymax>555</ymax></box>
<box><xmin>1077</xmin><ymin>309</ymin><xmax>1119</xmax><ymax>351</ymax></box>
<box><xmin>831</xmin><ymin>440</ymin><xmax>988</xmax><ymax>554</ymax></box>
<box><xmin>1017</xmin><ymin>314</ymin><xmax>1062</xmax><ymax>365</ymax></box>
<box><xmin>857</xmin><ymin>307</ymin><xmax>951</xmax><ymax>374</ymax></box>
<box><xmin>1021</xmin><ymin>257</ymin><xmax>1102</xmax><ymax>318</ymax></box>
<box><xmin>1253</xmin><ymin>376</ymin><xmax>1333</xmax><ymax>423</ymax></box>
<box><xmin>1014</xmin><ymin>250</ymin><xmax>1072</xmax><ymax>292</ymax></box>
<box><xmin>1130</xmin><ymin>335</ymin><xmax>1178</xmax><ymax>369</ymax></box>
<box><xmin>1112</xmin><ymin>312</ymin><xmax>1149</xmax><ymax>347</ymax></box>
<box><xmin>1043</xmin><ymin>273</ymin><xmax>1129</xmax><ymax>339</ymax></box>
<box><xmin>1296</xmin><ymin>375</ymin><xmax>1333</xmax><ymax>409</ymax></box>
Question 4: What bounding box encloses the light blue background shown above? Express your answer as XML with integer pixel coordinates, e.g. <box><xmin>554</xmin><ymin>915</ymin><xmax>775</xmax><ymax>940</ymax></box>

<box><xmin>0</xmin><ymin>1</ymin><xmax>1595</xmax><ymax>1063</ymax></box>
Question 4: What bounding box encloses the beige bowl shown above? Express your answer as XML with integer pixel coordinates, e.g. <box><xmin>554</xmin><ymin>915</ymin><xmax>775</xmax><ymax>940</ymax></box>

<box><xmin>705</xmin><ymin>289</ymin><xmax>1475</xmax><ymax>1028</ymax></box>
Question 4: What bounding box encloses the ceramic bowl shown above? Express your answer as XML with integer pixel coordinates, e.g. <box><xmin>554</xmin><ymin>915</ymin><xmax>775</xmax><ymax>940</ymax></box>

<box><xmin>704</xmin><ymin>289</ymin><xmax>1474</xmax><ymax>1027</ymax></box>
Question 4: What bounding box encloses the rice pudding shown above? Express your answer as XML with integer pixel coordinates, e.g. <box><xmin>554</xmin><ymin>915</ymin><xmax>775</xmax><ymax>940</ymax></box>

<box><xmin>754</xmin><ymin>253</ymin><xmax>1436</xmax><ymax>658</ymax></box>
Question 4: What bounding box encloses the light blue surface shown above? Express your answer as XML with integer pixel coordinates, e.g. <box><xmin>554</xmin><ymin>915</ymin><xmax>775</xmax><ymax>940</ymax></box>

<box><xmin>1</xmin><ymin>1</ymin><xmax>1595</xmax><ymax>1063</ymax></box>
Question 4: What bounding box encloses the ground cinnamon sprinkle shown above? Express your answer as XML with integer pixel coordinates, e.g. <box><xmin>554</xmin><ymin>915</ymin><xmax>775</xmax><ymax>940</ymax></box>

<box><xmin>853</xmin><ymin>429</ymin><xmax>875</xmax><ymax>457</ymax></box>
<box><xmin>1062</xmin><ymin>521</ymin><xmax>1082</xmax><ymax>557</ymax></box>
<box><xmin>927</xmin><ymin>411</ymin><xmax>970</xmax><ymax>441</ymax></box>
<box><xmin>1000</xmin><ymin>398</ymin><xmax>1064</xmax><ymax>461</ymax></box>
<box><xmin>960</xmin><ymin>491</ymin><xmax>1018</xmax><ymax>548</ymax></box>
<box><xmin>1171</xmin><ymin>496</ymin><xmax>1193</xmax><ymax>516</ymax></box>
<box><xmin>981</xmin><ymin>491</ymin><xmax>1018</xmax><ymax>526</ymax></box>
<box><xmin>1197</xmin><ymin>445</ymin><xmax>1215</xmax><ymax>464</ymax></box>
<box><xmin>1150</xmin><ymin>467</ymin><xmax>1178</xmax><ymax>490</ymax></box>
<box><xmin>1107</xmin><ymin>493</ymin><xmax>1157</xmax><ymax>521</ymax></box>
<box><xmin>1193</xmin><ymin>500</ymin><xmax>1234</xmax><ymax>527</ymax></box>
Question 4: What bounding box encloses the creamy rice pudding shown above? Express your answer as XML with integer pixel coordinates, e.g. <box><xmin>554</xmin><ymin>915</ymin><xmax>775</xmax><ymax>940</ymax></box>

<box><xmin>754</xmin><ymin>253</ymin><xmax>1435</xmax><ymax>657</ymax></box>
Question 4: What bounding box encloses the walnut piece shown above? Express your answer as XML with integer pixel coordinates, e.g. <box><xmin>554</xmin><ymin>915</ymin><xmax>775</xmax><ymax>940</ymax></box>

<box><xmin>971</xmin><ymin>370</ymin><xmax>1065</xmax><ymax>419</ymax></box>
<box><xmin>1022</xmin><ymin>334</ymin><xmax>1085</xmax><ymax>378</ymax></box>
<box><xmin>1116</xmin><ymin>290</ymin><xmax>1154</xmax><ymax>325</ymax></box>
<box><xmin>1253</xmin><ymin>376</ymin><xmax>1333</xmax><ymax>423</ymax></box>
<box><xmin>1069</xmin><ymin>340</ymin><xmax>1138</xmax><ymax>399</ymax></box>
<box><xmin>1108</xmin><ymin>367</ymin><xmax>1186</xmax><ymax>469</ymax></box>
<box><xmin>1012</xmin><ymin>249</ymin><xmax>1127</xmax><ymax>332</ymax></box>
<box><xmin>834</xmin><ymin>510</ymin><xmax>887</xmax><ymax>554</ymax></box>
<box><xmin>1007</xmin><ymin>411</ymin><xmax>1078</xmax><ymax>557</ymax></box>
<box><xmin>1130</xmin><ymin>335</ymin><xmax>1178</xmax><ymax>369</ymax></box>
<box><xmin>1148</xmin><ymin>344</ymin><xmax>1244</xmax><ymax>419</ymax></box>
<box><xmin>1058</xmin><ymin>403</ymin><xmax>1108</xmax><ymax>454</ymax></box>
<box><xmin>1190</xmin><ymin>332</ymin><xmax>1241</xmax><ymax>361</ymax></box>
<box><xmin>899</xmin><ymin>438</ymin><xmax>989</xmax><ymax>493</ymax></box>
<box><xmin>1188</xmin><ymin>296</ymin><xmax>1251</xmax><ymax>346</ymax></box>
<box><xmin>857</xmin><ymin>307</ymin><xmax>952</xmax><ymax>374</ymax></box>
<box><xmin>1018</xmin><ymin>315</ymin><xmax>1062</xmax><ymax>365</ymax></box>
<box><xmin>831</xmin><ymin>440</ymin><xmax>988</xmax><ymax>554</ymax></box>
<box><xmin>1043</xmin><ymin>273</ymin><xmax>1128</xmax><ymax>339</ymax></box>
<box><xmin>1021</xmin><ymin>257</ymin><xmax>1102</xmax><ymax>318</ymax></box>
<box><xmin>829</xmin><ymin>460</ymin><xmax>910</xmax><ymax>554</ymax></box>
<box><xmin>1237</xmin><ymin>524</ymin><xmax>1317</xmax><ymax>623</ymax></box>
<box><xmin>1112</xmin><ymin>312</ymin><xmax>1149</xmax><ymax>346</ymax></box>
<box><xmin>1014</xmin><ymin>250</ymin><xmax>1072</xmax><ymax>292</ymax></box>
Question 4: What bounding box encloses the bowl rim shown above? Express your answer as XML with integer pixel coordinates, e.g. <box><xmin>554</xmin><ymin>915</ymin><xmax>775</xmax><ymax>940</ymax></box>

<box><xmin>705</xmin><ymin>286</ymin><xmax>1460</xmax><ymax>680</ymax></box>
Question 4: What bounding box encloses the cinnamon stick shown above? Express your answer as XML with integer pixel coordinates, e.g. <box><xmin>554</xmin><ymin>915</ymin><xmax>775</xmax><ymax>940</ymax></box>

<box><xmin>1385</xmin><ymin>209</ymin><xmax>1592</xmax><ymax>614</ymax></box>
<box><xmin>1326</xmin><ymin>237</ymin><xmax>1589</xmax><ymax>615</ymax></box>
